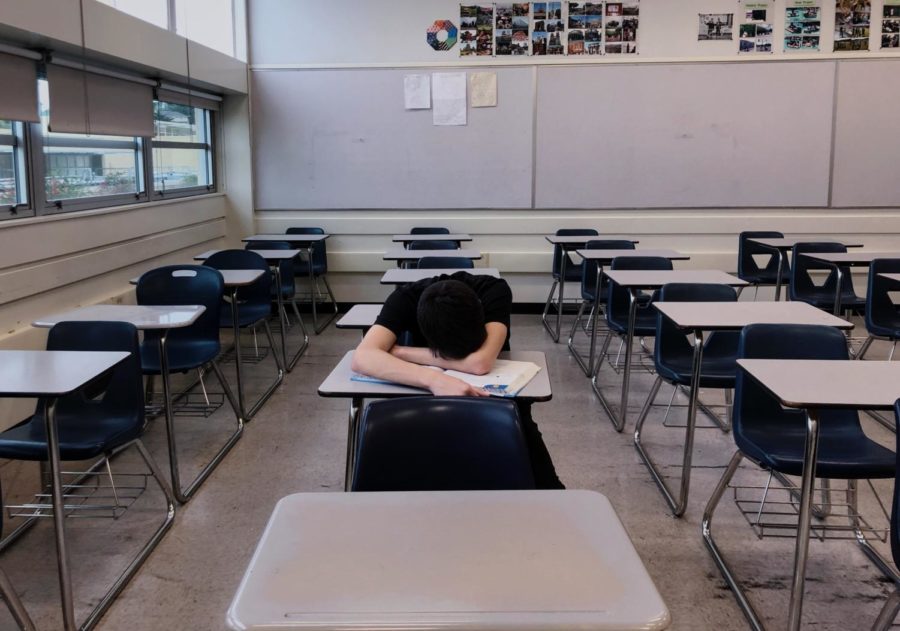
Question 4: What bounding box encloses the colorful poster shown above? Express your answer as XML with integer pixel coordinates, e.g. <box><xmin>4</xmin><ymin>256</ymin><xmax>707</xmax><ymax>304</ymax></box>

<box><xmin>785</xmin><ymin>1</ymin><xmax>820</xmax><ymax>51</ymax></box>
<box><xmin>533</xmin><ymin>2</ymin><xmax>565</xmax><ymax>55</ymax></box>
<box><xmin>738</xmin><ymin>2</ymin><xmax>773</xmax><ymax>53</ymax></box>
<box><xmin>567</xmin><ymin>2</ymin><xmax>588</xmax><ymax>54</ymax></box>
<box><xmin>460</xmin><ymin>5</ymin><xmax>493</xmax><ymax>56</ymax></box>
<box><xmin>834</xmin><ymin>0</ymin><xmax>871</xmax><ymax>51</ymax></box>
<box><xmin>882</xmin><ymin>0</ymin><xmax>900</xmax><ymax>48</ymax></box>
<box><xmin>699</xmin><ymin>13</ymin><xmax>734</xmax><ymax>40</ymax></box>
<box><xmin>619</xmin><ymin>2</ymin><xmax>640</xmax><ymax>54</ymax></box>
<box><xmin>496</xmin><ymin>3</ymin><xmax>530</xmax><ymax>55</ymax></box>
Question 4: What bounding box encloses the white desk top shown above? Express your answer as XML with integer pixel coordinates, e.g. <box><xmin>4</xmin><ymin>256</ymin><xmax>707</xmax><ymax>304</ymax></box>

<box><xmin>0</xmin><ymin>350</ymin><xmax>130</xmax><ymax>397</ymax></box>
<box><xmin>336</xmin><ymin>304</ymin><xmax>382</xmax><ymax>329</ymax></box>
<box><xmin>381</xmin><ymin>268</ymin><xmax>501</xmax><ymax>284</ymax></box>
<box><xmin>800</xmin><ymin>252</ymin><xmax>900</xmax><ymax>266</ymax></box>
<box><xmin>131</xmin><ymin>269</ymin><xmax>264</xmax><ymax>287</ymax></box>
<box><xmin>654</xmin><ymin>301</ymin><xmax>853</xmax><ymax>331</ymax></box>
<box><xmin>33</xmin><ymin>305</ymin><xmax>205</xmax><ymax>330</ymax></box>
<box><xmin>392</xmin><ymin>234</ymin><xmax>472</xmax><ymax>242</ymax></box>
<box><xmin>575</xmin><ymin>249</ymin><xmax>688</xmax><ymax>262</ymax></box>
<box><xmin>226</xmin><ymin>490</ymin><xmax>670</xmax><ymax>631</ymax></box>
<box><xmin>879</xmin><ymin>273</ymin><xmax>900</xmax><ymax>283</ymax></box>
<box><xmin>737</xmin><ymin>359</ymin><xmax>900</xmax><ymax>410</ymax></box>
<box><xmin>603</xmin><ymin>270</ymin><xmax>748</xmax><ymax>288</ymax></box>
<box><xmin>194</xmin><ymin>249</ymin><xmax>301</xmax><ymax>261</ymax></box>
<box><xmin>319</xmin><ymin>350</ymin><xmax>552</xmax><ymax>402</ymax></box>
<box><xmin>383</xmin><ymin>249</ymin><xmax>482</xmax><ymax>261</ymax></box>
<box><xmin>241</xmin><ymin>234</ymin><xmax>329</xmax><ymax>243</ymax></box>
<box><xmin>749</xmin><ymin>237</ymin><xmax>865</xmax><ymax>250</ymax></box>
<box><xmin>546</xmin><ymin>235</ymin><xmax>639</xmax><ymax>246</ymax></box>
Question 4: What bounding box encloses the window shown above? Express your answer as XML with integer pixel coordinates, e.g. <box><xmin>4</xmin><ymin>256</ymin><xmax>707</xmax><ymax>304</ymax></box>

<box><xmin>96</xmin><ymin>0</ymin><xmax>169</xmax><ymax>30</ymax></box>
<box><xmin>0</xmin><ymin>120</ymin><xmax>28</xmax><ymax>212</ymax></box>
<box><xmin>151</xmin><ymin>100</ymin><xmax>214</xmax><ymax>196</ymax></box>
<box><xmin>175</xmin><ymin>0</ymin><xmax>235</xmax><ymax>57</ymax></box>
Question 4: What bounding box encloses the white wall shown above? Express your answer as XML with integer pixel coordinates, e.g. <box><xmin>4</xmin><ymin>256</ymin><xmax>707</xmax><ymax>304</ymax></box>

<box><xmin>248</xmin><ymin>0</ymin><xmax>900</xmax><ymax>305</ymax></box>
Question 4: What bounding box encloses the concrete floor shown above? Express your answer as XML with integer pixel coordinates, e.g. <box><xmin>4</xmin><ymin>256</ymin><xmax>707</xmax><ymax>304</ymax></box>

<box><xmin>0</xmin><ymin>313</ymin><xmax>896</xmax><ymax>630</ymax></box>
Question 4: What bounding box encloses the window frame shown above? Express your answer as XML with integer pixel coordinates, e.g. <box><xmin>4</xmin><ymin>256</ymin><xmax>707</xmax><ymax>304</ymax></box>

<box><xmin>149</xmin><ymin>105</ymin><xmax>217</xmax><ymax>201</ymax></box>
<box><xmin>0</xmin><ymin>121</ymin><xmax>34</xmax><ymax>221</ymax></box>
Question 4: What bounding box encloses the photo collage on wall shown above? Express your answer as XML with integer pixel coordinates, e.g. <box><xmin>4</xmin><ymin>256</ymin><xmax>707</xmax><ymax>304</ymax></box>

<box><xmin>834</xmin><ymin>0</ymin><xmax>871</xmax><ymax>51</ymax></box>
<box><xmin>461</xmin><ymin>2</ymin><xmax>638</xmax><ymax>56</ymax></box>
<box><xmin>738</xmin><ymin>2</ymin><xmax>774</xmax><ymax>53</ymax></box>
<box><xmin>460</xmin><ymin>5</ymin><xmax>494</xmax><ymax>56</ymax></box>
<box><xmin>881</xmin><ymin>0</ymin><xmax>900</xmax><ymax>48</ymax></box>
<box><xmin>532</xmin><ymin>2</ymin><xmax>565</xmax><ymax>55</ymax></box>
<box><xmin>785</xmin><ymin>1</ymin><xmax>820</xmax><ymax>51</ymax></box>
<box><xmin>698</xmin><ymin>13</ymin><xmax>734</xmax><ymax>40</ymax></box>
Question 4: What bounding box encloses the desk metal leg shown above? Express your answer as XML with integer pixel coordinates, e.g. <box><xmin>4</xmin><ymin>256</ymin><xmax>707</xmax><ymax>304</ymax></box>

<box><xmin>542</xmin><ymin>250</ymin><xmax>567</xmax><ymax>342</ymax></box>
<box><xmin>44</xmin><ymin>398</ymin><xmax>76</xmax><ymax>631</ymax></box>
<box><xmin>787</xmin><ymin>409</ymin><xmax>820</xmax><ymax>631</ymax></box>
<box><xmin>832</xmin><ymin>263</ymin><xmax>843</xmax><ymax>316</ymax></box>
<box><xmin>273</xmin><ymin>267</ymin><xmax>290</xmax><ymax>371</ymax></box>
<box><xmin>568</xmin><ymin>261</ymin><xmax>603</xmax><ymax>376</ymax></box>
<box><xmin>592</xmin><ymin>288</ymin><xmax>638</xmax><ymax>432</ymax></box>
<box><xmin>230</xmin><ymin>287</ymin><xmax>246</xmax><ymax>419</ymax></box>
<box><xmin>0</xmin><ymin>566</ymin><xmax>35</xmax><ymax>630</ymax></box>
<box><xmin>344</xmin><ymin>397</ymin><xmax>362</xmax><ymax>491</ymax></box>
<box><xmin>774</xmin><ymin>249</ymin><xmax>785</xmax><ymax>301</ymax></box>
<box><xmin>634</xmin><ymin>330</ymin><xmax>704</xmax><ymax>517</ymax></box>
<box><xmin>306</xmin><ymin>247</ymin><xmax>339</xmax><ymax>334</ymax></box>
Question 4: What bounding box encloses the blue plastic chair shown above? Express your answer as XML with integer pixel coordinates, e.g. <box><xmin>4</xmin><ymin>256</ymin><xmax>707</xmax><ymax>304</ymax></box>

<box><xmin>410</xmin><ymin>227</ymin><xmax>450</xmax><ymax>235</ymax></box>
<box><xmin>408</xmin><ymin>239</ymin><xmax>458</xmax><ymax>250</ymax></box>
<box><xmin>858</xmin><ymin>258</ymin><xmax>900</xmax><ymax>361</ymax></box>
<box><xmin>702</xmin><ymin>324</ymin><xmax>895</xmax><ymax>630</ymax></box>
<box><xmin>872</xmin><ymin>399</ymin><xmax>900</xmax><ymax>630</ymax></box>
<box><xmin>286</xmin><ymin>227</ymin><xmax>338</xmax><ymax>333</ymax></box>
<box><xmin>567</xmin><ymin>240</ymin><xmax>636</xmax><ymax>376</ymax></box>
<box><xmin>416</xmin><ymin>256</ymin><xmax>474</xmax><ymax>269</ymax></box>
<box><xmin>137</xmin><ymin>265</ymin><xmax>244</xmax><ymax>502</ymax></box>
<box><xmin>789</xmin><ymin>242</ymin><xmax>866</xmax><ymax>314</ymax></box>
<box><xmin>737</xmin><ymin>231</ymin><xmax>791</xmax><ymax>298</ymax></box>
<box><xmin>542</xmin><ymin>229</ymin><xmax>600</xmax><ymax>340</ymax></box>
<box><xmin>351</xmin><ymin>397</ymin><xmax>535</xmax><ymax>491</ymax></box>
<box><xmin>0</xmin><ymin>321</ymin><xmax>174</xmax><ymax>629</ymax></box>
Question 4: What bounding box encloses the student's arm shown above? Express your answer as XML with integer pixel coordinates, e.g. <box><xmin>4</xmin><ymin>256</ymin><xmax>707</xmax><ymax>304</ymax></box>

<box><xmin>389</xmin><ymin>322</ymin><xmax>507</xmax><ymax>375</ymax></box>
<box><xmin>351</xmin><ymin>325</ymin><xmax>488</xmax><ymax>397</ymax></box>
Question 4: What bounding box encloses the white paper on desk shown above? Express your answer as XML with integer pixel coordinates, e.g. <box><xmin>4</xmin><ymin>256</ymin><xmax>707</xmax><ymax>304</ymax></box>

<box><xmin>403</xmin><ymin>74</ymin><xmax>431</xmax><ymax>110</ymax></box>
<box><xmin>469</xmin><ymin>72</ymin><xmax>497</xmax><ymax>107</ymax></box>
<box><xmin>432</xmin><ymin>72</ymin><xmax>467</xmax><ymax>126</ymax></box>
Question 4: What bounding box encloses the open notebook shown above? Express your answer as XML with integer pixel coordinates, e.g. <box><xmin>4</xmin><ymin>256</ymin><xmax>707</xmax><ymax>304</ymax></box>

<box><xmin>351</xmin><ymin>359</ymin><xmax>541</xmax><ymax>398</ymax></box>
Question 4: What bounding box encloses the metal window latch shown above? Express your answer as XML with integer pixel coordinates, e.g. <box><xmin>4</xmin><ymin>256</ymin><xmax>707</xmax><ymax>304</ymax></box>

<box><xmin>8</xmin><ymin>204</ymin><xmax>18</xmax><ymax>215</ymax></box>
<box><xmin>54</xmin><ymin>200</ymin><xmax>63</xmax><ymax>209</ymax></box>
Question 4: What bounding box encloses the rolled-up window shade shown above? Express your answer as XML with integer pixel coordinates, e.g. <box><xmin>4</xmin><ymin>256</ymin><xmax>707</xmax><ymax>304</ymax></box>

<box><xmin>155</xmin><ymin>88</ymin><xmax>220</xmax><ymax>112</ymax></box>
<box><xmin>0</xmin><ymin>53</ymin><xmax>39</xmax><ymax>122</ymax></box>
<box><xmin>47</xmin><ymin>64</ymin><xmax>153</xmax><ymax>136</ymax></box>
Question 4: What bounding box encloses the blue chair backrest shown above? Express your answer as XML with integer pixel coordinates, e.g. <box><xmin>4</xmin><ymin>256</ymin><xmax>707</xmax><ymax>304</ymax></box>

<box><xmin>410</xmin><ymin>227</ymin><xmax>450</xmax><ymax>234</ymax></box>
<box><xmin>409</xmin><ymin>240</ymin><xmax>458</xmax><ymax>250</ymax></box>
<box><xmin>41</xmin><ymin>321</ymin><xmax>143</xmax><ymax>427</ymax></box>
<box><xmin>351</xmin><ymin>397</ymin><xmax>536</xmax><ymax>491</ymax></box>
<box><xmin>137</xmin><ymin>265</ymin><xmax>224</xmax><ymax>347</ymax></box>
<box><xmin>417</xmin><ymin>256</ymin><xmax>474</xmax><ymax>269</ymax></box>
<box><xmin>734</xmin><ymin>324</ymin><xmax>858</xmax><ymax>458</ymax></box>
<box><xmin>581</xmin><ymin>239</ymin><xmax>635</xmax><ymax>298</ymax></box>
<box><xmin>654</xmin><ymin>283</ymin><xmax>737</xmax><ymax>371</ymax></box>
<box><xmin>866</xmin><ymin>258</ymin><xmax>900</xmax><ymax>333</ymax></box>
<box><xmin>789</xmin><ymin>242</ymin><xmax>855</xmax><ymax>302</ymax></box>
<box><xmin>606</xmin><ymin>256</ymin><xmax>673</xmax><ymax>327</ymax></box>
<box><xmin>246</xmin><ymin>240</ymin><xmax>295</xmax><ymax>297</ymax></box>
<box><xmin>552</xmin><ymin>229</ymin><xmax>598</xmax><ymax>277</ymax></box>
<box><xmin>286</xmin><ymin>227</ymin><xmax>327</xmax><ymax>273</ymax></box>
<box><xmin>737</xmin><ymin>230</ymin><xmax>785</xmax><ymax>280</ymax></box>
<box><xmin>204</xmin><ymin>250</ymin><xmax>272</xmax><ymax>310</ymax></box>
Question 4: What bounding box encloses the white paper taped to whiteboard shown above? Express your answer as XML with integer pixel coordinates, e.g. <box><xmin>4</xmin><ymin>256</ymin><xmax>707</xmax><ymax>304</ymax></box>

<box><xmin>470</xmin><ymin>72</ymin><xmax>497</xmax><ymax>107</ymax></box>
<box><xmin>432</xmin><ymin>72</ymin><xmax>467</xmax><ymax>126</ymax></box>
<box><xmin>404</xmin><ymin>74</ymin><xmax>431</xmax><ymax>109</ymax></box>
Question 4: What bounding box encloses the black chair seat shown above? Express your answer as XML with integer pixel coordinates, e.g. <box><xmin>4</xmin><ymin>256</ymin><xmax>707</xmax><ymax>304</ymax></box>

<box><xmin>294</xmin><ymin>259</ymin><xmax>326</xmax><ymax>277</ymax></box>
<box><xmin>656</xmin><ymin>349</ymin><xmax>738</xmax><ymax>389</ymax></box>
<box><xmin>737</xmin><ymin>411</ymin><xmax>895</xmax><ymax>479</ymax></box>
<box><xmin>608</xmin><ymin>306</ymin><xmax>658</xmax><ymax>336</ymax></box>
<box><xmin>868</xmin><ymin>320</ymin><xmax>900</xmax><ymax>339</ymax></box>
<box><xmin>140</xmin><ymin>339</ymin><xmax>221</xmax><ymax>374</ymax></box>
<box><xmin>219</xmin><ymin>302</ymin><xmax>271</xmax><ymax>328</ymax></box>
<box><xmin>795</xmin><ymin>289</ymin><xmax>866</xmax><ymax>311</ymax></box>
<box><xmin>739</xmin><ymin>269</ymin><xmax>790</xmax><ymax>285</ymax></box>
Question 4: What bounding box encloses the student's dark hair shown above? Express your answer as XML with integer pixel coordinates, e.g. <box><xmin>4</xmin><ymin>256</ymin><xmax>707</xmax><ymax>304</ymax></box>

<box><xmin>417</xmin><ymin>280</ymin><xmax>487</xmax><ymax>360</ymax></box>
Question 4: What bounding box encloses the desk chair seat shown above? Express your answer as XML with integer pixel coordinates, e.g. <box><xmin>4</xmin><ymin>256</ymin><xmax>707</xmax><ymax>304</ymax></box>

<box><xmin>140</xmin><ymin>339</ymin><xmax>221</xmax><ymax>374</ymax></box>
<box><xmin>605</xmin><ymin>256</ymin><xmax>673</xmax><ymax>337</ymax></box>
<box><xmin>790</xmin><ymin>242</ymin><xmax>866</xmax><ymax>312</ymax></box>
<box><xmin>351</xmin><ymin>397</ymin><xmax>535</xmax><ymax>492</ymax></box>
<box><xmin>416</xmin><ymin>256</ymin><xmax>474</xmax><ymax>269</ymax></box>
<box><xmin>737</xmin><ymin>231</ymin><xmax>791</xmax><ymax>287</ymax></box>
<box><xmin>703</xmin><ymin>323</ymin><xmax>896</xmax><ymax>631</ymax></box>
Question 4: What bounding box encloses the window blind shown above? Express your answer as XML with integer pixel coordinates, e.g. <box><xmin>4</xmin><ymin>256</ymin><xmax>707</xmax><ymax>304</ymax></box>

<box><xmin>0</xmin><ymin>53</ymin><xmax>39</xmax><ymax>122</ymax></box>
<box><xmin>155</xmin><ymin>88</ymin><xmax>220</xmax><ymax>112</ymax></box>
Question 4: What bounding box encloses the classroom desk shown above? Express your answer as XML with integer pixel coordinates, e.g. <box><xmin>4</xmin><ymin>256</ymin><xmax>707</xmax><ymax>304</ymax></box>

<box><xmin>747</xmin><ymin>238</ymin><xmax>865</xmax><ymax>301</ymax></box>
<box><xmin>800</xmin><ymin>251</ymin><xmax>900</xmax><ymax>315</ymax></box>
<box><xmin>726</xmin><ymin>359</ymin><xmax>900</xmax><ymax>631</ymax></box>
<box><xmin>195</xmin><ymin>249</ymin><xmax>300</xmax><ymax>372</ymax></box>
<box><xmin>33</xmin><ymin>305</ymin><xmax>235</xmax><ymax>504</ymax></box>
<box><xmin>226</xmin><ymin>490</ymin><xmax>670</xmax><ymax>631</ymax></box>
<box><xmin>380</xmin><ymin>268</ymin><xmax>501</xmax><ymax>285</ymax></box>
<box><xmin>335</xmin><ymin>304</ymin><xmax>382</xmax><ymax>335</ymax></box>
<box><xmin>595</xmin><ymin>270</ymin><xmax>748</xmax><ymax>433</ymax></box>
<box><xmin>131</xmin><ymin>270</ymin><xmax>276</xmax><ymax>418</ymax></box>
<box><xmin>642</xmin><ymin>302</ymin><xmax>853</xmax><ymax>517</ymax></box>
<box><xmin>391</xmin><ymin>233</ymin><xmax>472</xmax><ymax>244</ymax></box>
<box><xmin>0</xmin><ymin>350</ymin><xmax>130</xmax><ymax>631</ymax></box>
<box><xmin>382</xmin><ymin>248</ymin><xmax>482</xmax><ymax>267</ymax></box>
<box><xmin>241</xmin><ymin>234</ymin><xmax>336</xmax><ymax>333</ymax></box>
<box><xmin>570</xmin><ymin>249</ymin><xmax>689</xmax><ymax>377</ymax></box>
<box><xmin>319</xmin><ymin>350</ymin><xmax>551</xmax><ymax>489</ymax></box>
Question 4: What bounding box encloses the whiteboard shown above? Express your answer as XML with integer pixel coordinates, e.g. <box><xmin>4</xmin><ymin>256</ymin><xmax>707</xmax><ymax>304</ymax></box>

<box><xmin>252</xmin><ymin>67</ymin><xmax>534</xmax><ymax>210</ymax></box>
<box><xmin>831</xmin><ymin>60</ymin><xmax>900</xmax><ymax>207</ymax></box>
<box><xmin>534</xmin><ymin>62</ymin><xmax>836</xmax><ymax>209</ymax></box>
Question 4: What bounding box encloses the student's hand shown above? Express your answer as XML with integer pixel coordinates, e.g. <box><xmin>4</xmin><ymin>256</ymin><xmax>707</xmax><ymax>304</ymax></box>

<box><xmin>427</xmin><ymin>371</ymin><xmax>488</xmax><ymax>397</ymax></box>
